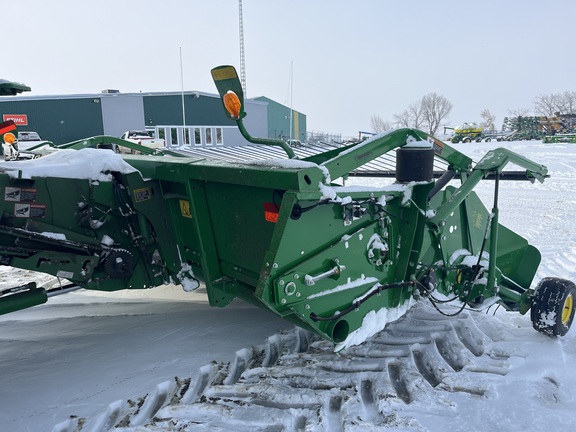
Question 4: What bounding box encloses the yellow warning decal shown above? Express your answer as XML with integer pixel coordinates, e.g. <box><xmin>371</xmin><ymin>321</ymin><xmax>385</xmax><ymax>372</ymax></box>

<box><xmin>133</xmin><ymin>187</ymin><xmax>151</xmax><ymax>203</ymax></box>
<box><xmin>180</xmin><ymin>199</ymin><xmax>192</xmax><ymax>218</ymax></box>
<box><xmin>211</xmin><ymin>66</ymin><xmax>237</xmax><ymax>81</ymax></box>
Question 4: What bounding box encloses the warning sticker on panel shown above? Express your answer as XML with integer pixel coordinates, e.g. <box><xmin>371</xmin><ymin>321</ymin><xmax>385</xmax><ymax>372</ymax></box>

<box><xmin>133</xmin><ymin>187</ymin><xmax>152</xmax><ymax>203</ymax></box>
<box><xmin>5</xmin><ymin>187</ymin><xmax>37</xmax><ymax>202</ymax></box>
<box><xmin>5</xmin><ymin>187</ymin><xmax>21</xmax><ymax>201</ymax></box>
<box><xmin>57</xmin><ymin>270</ymin><xmax>74</xmax><ymax>279</ymax></box>
<box><xmin>14</xmin><ymin>203</ymin><xmax>46</xmax><ymax>218</ymax></box>
<box><xmin>179</xmin><ymin>199</ymin><xmax>192</xmax><ymax>218</ymax></box>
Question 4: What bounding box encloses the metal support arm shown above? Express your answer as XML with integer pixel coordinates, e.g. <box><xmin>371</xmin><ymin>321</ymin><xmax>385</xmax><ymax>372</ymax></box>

<box><xmin>429</xmin><ymin>147</ymin><xmax>548</xmax><ymax>229</ymax></box>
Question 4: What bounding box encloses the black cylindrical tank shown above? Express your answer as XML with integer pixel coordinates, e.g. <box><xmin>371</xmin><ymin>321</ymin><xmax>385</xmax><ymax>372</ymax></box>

<box><xmin>395</xmin><ymin>146</ymin><xmax>434</xmax><ymax>183</ymax></box>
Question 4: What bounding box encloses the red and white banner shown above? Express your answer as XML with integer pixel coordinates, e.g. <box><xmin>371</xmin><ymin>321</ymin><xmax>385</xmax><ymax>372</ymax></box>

<box><xmin>2</xmin><ymin>114</ymin><xmax>28</xmax><ymax>126</ymax></box>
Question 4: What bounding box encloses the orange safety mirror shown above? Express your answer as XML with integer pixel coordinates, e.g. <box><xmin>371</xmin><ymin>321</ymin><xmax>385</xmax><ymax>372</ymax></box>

<box><xmin>223</xmin><ymin>91</ymin><xmax>242</xmax><ymax>119</ymax></box>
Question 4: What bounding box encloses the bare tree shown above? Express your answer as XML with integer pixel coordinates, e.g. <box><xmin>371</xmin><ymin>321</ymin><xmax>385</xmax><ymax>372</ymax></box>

<box><xmin>393</xmin><ymin>93</ymin><xmax>452</xmax><ymax>134</ymax></box>
<box><xmin>393</xmin><ymin>110</ymin><xmax>410</xmax><ymax>128</ymax></box>
<box><xmin>534</xmin><ymin>91</ymin><xmax>576</xmax><ymax>116</ymax></box>
<box><xmin>507</xmin><ymin>107</ymin><xmax>531</xmax><ymax>117</ymax></box>
<box><xmin>393</xmin><ymin>101</ymin><xmax>425</xmax><ymax>129</ymax></box>
<box><xmin>480</xmin><ymin>108</ymin><xmax>496</xmax><ymax>131</ymax></box>
<box><xmin>533</xmin><ymin>93</ymin><xmax>559</xmax><ymax>117</ymax></box>
<box><xmin>421</xmin><ymin>93</ymin><xmax>453</xmax><ymax>135</ymax></box>
<box><xmin>370</xmin><ymin>114</ymin><xmax>391</xmax><ymax>133</ymax></box>
<box><xmin>559</xmin><ymin>91</ymin><xmax>576</xmax><ymax>114</ymax></box>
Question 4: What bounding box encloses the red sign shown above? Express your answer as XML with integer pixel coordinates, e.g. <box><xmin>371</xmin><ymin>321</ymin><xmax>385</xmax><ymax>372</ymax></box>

<box><xmin>2</xmin><ymin>114</ymin><xmax>28</xmax><ymax>126</ymax></box>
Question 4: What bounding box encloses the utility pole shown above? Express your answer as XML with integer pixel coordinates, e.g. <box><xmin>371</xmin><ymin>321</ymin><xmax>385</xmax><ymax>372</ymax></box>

<box><xmin>180</xmin><ymin>47</ymin><xmax>186</xmax><ymax>128</ymax></box>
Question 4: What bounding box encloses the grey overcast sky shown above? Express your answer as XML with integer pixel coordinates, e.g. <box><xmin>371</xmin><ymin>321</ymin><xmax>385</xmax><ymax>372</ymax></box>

<box><xmin>9</xmin><ymin>0</ymin><xmax>576</xmax><ymax>137</ymax></box>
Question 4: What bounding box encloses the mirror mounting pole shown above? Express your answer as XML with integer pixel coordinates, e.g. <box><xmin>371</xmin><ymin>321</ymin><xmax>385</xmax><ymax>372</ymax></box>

<box><xmin>235</xmin><ymin>118</ymin><xmax>296</xmax><ymax>159</ymax></box>
<box><xmin>212</xmin><ymin>65</ymin><xmax>296</xmax><ymax>159</ymax></box>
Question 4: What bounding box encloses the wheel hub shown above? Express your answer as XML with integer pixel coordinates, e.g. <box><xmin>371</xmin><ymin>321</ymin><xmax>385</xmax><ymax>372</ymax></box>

<box><xmin>562</xmin><ymin>293</ymin><xmax>574</xmax><ymax>325</ymax></box>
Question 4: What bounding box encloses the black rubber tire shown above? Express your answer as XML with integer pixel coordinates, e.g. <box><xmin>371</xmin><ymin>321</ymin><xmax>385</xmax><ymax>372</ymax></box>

<box><xmin>531</xmin><ymin>277</ymin><xmax>576</xmax><ymax>337</ymax></box>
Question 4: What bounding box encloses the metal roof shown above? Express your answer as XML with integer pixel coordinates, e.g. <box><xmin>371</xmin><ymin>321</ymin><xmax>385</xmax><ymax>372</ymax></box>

<box><xmin>168</xmin><ymin>141</ymin><xmax>450</xmax><ymax>178</ymax></box>
<box><xmin>0</xmin><ymin>89</ymin><xmax>268</xmax><ymax>105</ymax></box>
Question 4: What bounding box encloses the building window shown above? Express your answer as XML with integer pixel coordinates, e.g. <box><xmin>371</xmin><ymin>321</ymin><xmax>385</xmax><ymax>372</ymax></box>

<box><xmin>216</xmin><ymin>128</ymin><xmax>223</xmax><ymax>145</ymax></box>
<box><xmin>183</xmin><ymin>128</ymin><xmax>191</xmax><ymax>146</ymax></box>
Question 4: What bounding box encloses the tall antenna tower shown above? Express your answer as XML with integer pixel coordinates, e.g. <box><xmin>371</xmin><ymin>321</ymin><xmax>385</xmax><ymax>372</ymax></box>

<box><xmin>238</xmin><ymin>0</ymin><xmax>247</xmax><ymax>96</ymax></box>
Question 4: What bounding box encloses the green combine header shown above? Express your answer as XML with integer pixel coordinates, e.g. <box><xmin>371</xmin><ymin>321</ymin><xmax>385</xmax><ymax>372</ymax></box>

<box><xmin>0</xmin><ymin>66</ymin><xmax>573</xmax><ymax>349</ymax></box>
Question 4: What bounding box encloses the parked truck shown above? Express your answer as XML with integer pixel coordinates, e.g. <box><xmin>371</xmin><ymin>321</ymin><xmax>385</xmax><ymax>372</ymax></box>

<box><xmin>120</xmin><ymin>130</ymin><xmax>165</xmax><ymax>150</ymax></box>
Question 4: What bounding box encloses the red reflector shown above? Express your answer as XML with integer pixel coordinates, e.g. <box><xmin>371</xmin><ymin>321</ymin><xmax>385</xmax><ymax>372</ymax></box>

<box><xmin>263</xmin><ymin>202</ymin><xmax>279</xmax><ymax>223</ymax></box>
<box><xmin>0</xmin><ymin>120</ymin><xmax>16</xmax><ymax>135</ymax></box>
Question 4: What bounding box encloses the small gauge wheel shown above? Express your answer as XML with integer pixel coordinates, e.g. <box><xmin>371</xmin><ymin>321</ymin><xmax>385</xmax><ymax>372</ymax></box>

<box><xmin>531</xmin><ymin>277</ymin><xmax>576</xmax><ymax>337</ymax></box>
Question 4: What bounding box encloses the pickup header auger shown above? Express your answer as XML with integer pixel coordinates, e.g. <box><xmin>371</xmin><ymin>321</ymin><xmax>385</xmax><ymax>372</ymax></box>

<box><xmin>0</xmin><ymin>66</ymin><xmax>573</xmax><ymax>349</ymax></box>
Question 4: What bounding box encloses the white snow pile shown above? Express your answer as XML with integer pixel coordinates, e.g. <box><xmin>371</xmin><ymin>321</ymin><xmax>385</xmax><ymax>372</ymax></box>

<box><xmin>244</xmin><ymin>157</ymin><xmax>332</xmax><ymax>182</ymax></box>
<box><xmin>335</xmin><ymin>296</ymin><xmax>417</xmax><ymax>351</ymax></box>
<box><xmin>405</xmin><ymin>134</ymin><xmax>433</xmax><ymax>147</ymax></box>
<box><xmin>0</xmin><ymin>148</ymin><xmax>139</xmax><ymax>181</ymax></box>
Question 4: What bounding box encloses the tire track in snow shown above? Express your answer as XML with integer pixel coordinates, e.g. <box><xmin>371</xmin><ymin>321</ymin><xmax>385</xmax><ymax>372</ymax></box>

<box><xmin>53</xmin><ymin>302</ymin><xmax>529</xmax><ymax>432</ymax></box>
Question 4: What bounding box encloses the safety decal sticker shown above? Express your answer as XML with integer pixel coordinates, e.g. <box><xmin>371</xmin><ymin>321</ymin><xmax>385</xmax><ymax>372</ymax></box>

<box><xmin>430</xmin><ymin>137</ymin><xmax>444</xmax><ymax>155</ymax></box>
<box><xmin>133</xmin><ymin>187</ymin><xmax>152</xmax><ymax>203</ymax></box>
<box><xmin>5</xmin><ymin>187</ymin><xmax>37</xmax><ymax>202</ymax></box>
<box><xmin>14</xmin><ymin>203</ymin><xmax>46</xmax><ymax>218</ymax></box>
<box><xmin>179</xmin><ymin>199</ymin><xmax>192</xmax><ymax>219</ymax></box>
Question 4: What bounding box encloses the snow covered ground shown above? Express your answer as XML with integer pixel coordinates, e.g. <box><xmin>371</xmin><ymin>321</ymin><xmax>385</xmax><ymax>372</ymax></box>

<box><xmin>0</xmin><ymin>287</ymin><xmax>292</xmax><ymax>431</ymax></box>
<box><xmin>0</xmin><ymin>140</ymin><xmax>575</xmax><ymax>431</ymax></box>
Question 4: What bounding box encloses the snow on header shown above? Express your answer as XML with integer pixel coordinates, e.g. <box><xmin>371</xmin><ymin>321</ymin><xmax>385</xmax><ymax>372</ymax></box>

<box><xmin>335</xmin><ymin>296</ymin><xmax>417</xmax><ymax>351</ymax></box>
<box><xmin>405</xmin><ymin>135</ymin><xmax>433</xmax><ymax>148</ymax></box>
<box><xmin>244</xmin><ymin>158</ymin><xmax>331</xmax><ymax>183</ymax></box>
<box><xmin>0</xmin><ymin>149</ymin><xmax>139</xmax><ymax>181</ymax></box>
<box><xmin>449</xmin><ymin>249</ymin><xmax>490</xmax><ymax>268</ymax></box>
<box><xmin>319</xmin><ymin>183</ymin><xmax>412</xmax><ymax>206</ymax></box>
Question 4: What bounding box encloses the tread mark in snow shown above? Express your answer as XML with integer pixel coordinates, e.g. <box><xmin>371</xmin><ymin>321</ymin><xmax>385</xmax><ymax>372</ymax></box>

<box><xmin>324</xmin><ymin>395</ymin><xmax>344</xmax><ymax>432</ymax></box>
<box><xmin>296</xmin><ymin>328</ymin><xmax>311</xmax><ymax>353</ymax></box>
<box><xmin>224</xmin><ymin>347</ymin><xmax>253</xmax><ymax>385</ymax></box>
<box><xmin>359</xmin><ymin>379</ymin><xmax>382</xmax><ymax>423</ymax></box>
<box><xmin>52</xmin><ymin>302</ymin><xmax>533</xmax><ymax>431</ymax></box>
<box><xmin>434</xmin><ymin>331</ymin><xmax>469</xmax><ymax>371</ymax></box>
<box><xmin>294</xmin><ymin>415</ymin><xmax>307</xmax><ymax>431</ymax></box>
<box><xmin>130</xmin><ymin>379</ymin><xmax>178</xmax><ymax>426</ymax></box>
<box><xmin>388</xmin><ymin>362</ymin><xmax>412</xmax><ymax>403</ymax></box>
<box><xmin>411</xmin><ymin>345</ymin><xmax>445</xmax><ymax>387</ymax></box>
<box><xmin>263</xmin><ymin>334</ymin><xmax>281</xmax><ymax>367</ymax></box>
<box><xmin>453</xmin><ymin>319</ymin><xmax>485</xmax><ymax>356</ymax></box>
<box><xmin>181</xmin><ymin>364</ymin><xmax>215</xmax><ymax>404</ymax></box>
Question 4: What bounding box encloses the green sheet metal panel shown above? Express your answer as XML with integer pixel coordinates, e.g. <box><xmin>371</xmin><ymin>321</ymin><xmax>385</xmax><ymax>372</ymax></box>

<box><xmin>0</xmin><ymin>97</ymin><xmax>104</xmax><ymax>144</ymax></box>
<box><xmin>253</xmin><ymin>96</ymin><xmax>307</xmax><ymax>142</ymax></box>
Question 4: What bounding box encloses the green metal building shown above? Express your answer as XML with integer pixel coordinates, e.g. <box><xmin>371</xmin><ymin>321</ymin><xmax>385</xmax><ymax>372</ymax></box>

<box><xmin>253</xmin><ymin>96</ymin><xmax>307</xmax><ymax>143</ymax></box>
<box><xmin>0</xmin><ymin>90</ymin><xmax>305</xmax><ymax>146</ymax></box>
